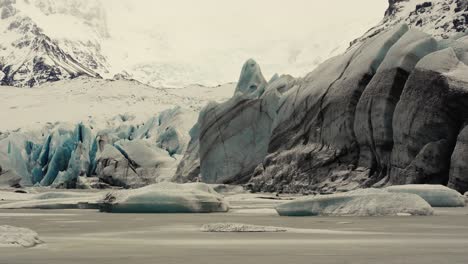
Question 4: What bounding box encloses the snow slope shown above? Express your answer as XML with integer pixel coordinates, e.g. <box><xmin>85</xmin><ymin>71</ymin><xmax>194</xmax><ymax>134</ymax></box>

<box><xmin>0</xmin><ymin>77</ymin><xmax>234</xmax><ymax>132</ymax></box>
<box><xmin>0</xmin><ymin>77</ymin><xmax>234</xmax><ymax>187</ymax></box>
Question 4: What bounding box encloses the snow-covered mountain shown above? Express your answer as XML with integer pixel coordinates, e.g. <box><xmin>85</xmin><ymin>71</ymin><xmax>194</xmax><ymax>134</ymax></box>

<box><xmin>354</xmin><ymin>0</ymin><xmax>468</xmax><ymax>44</ymax></box>
<box><xmin>3</xmin><ymin>0</ymin><xmax>465</xmax><ymax>88</ymax></box>
<box><xmin>0</xmin><ymin>0</ymin><xmax>109</xmax><ymax>87</ymax></box>
<box><xmin>0</xmin><ymin>0</ymin><xmax>387</xmax><ymax>88</ymax></box>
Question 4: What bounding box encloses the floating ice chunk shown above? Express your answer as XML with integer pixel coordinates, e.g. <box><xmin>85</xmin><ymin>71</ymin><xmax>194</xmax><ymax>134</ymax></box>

<box><xmin>385</xmin><ymin>185</ymin><xmax>465</xmax><ymax>207</ymax></box>
<box><xmin>99</xmin><ymin>182</ymin><xmax>229</xmax><ymax>213</ymax></box>
<box><xmin>32</xmin><ymin>192</ymin><xmax>94</xmax><ymax>200</ymax></box>
<box><xmin>0</xmin><ymin>226</ymin><xmax>43</xmax><ymax>248</ymax></box>
<box><xmin>276</xmin><ymin>189</ymin><xmax>434</xmax><ymax>216</ymax></box>
<box><xmin>0</xmin><ymin>191</ymin><xmax>102</xmax><ymax>209</ymax></box>
<box><xmin>201</xmin><ymin>223</ymin><xmax>287</xmax><ymax>232</ymax></box>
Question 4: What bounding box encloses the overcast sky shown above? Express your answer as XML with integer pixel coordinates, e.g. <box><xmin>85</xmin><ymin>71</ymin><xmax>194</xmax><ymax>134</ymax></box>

<box><xmin>99</xmin><ymin>0</ymin><xmax>389</xmax><ymax>85</ymax></box>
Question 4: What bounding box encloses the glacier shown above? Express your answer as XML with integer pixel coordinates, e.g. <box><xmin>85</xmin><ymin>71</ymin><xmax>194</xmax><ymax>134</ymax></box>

<box><xmin>176</xmin><ymin>23</ymin><xmax>468</xmax><ymax>195</ymax></box>
<box><xmin>0</xmin><ymin>107</ymin><xmax>196</xmax><ymax>188</ymax></box>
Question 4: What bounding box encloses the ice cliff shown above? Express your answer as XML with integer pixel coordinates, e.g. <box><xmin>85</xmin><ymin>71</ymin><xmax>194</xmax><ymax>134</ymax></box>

<box><xmin>0</xmin><ymin>107</ymin><xmax>196</xmax><ymax>188</ymax></box>
<box><xmin>175</xmin><ymin>24</ymin><xmax>468</xmax><ymax>194</ymax></box>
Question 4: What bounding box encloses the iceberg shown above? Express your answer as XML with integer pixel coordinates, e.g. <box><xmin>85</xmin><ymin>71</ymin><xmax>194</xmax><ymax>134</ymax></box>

<box><xmin>99</xmin><ymin>182</ymin><xmax>229</xmax><ymax>213</ymax></box>
<box><xmin>201</xmin><ymin>223</ymin><xmax>287</xmax><ymax>232</ymax></box>
<box><xmin>0</xmin><ymin>225</ymin><xmax>43</xmax><ymax>248</ymax></box>
<box><xmin>0</xmin><ymin>191</ymin><xmax>102</xmax><ymax>210</ymax></box>
<box><xmin>385</xmin><ymin>185</ymin><xmax>465</xmax><ymax>207</ymax></box>
<box><xmin>276</xmin><ymin>189</ymin><xmax>434</xmax><ymax>216</ymax></box>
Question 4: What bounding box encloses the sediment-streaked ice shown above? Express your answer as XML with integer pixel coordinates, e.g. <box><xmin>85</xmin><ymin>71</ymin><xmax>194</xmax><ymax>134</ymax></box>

<box><xmin>386</xmin><ymin>185</ymin><xmax>465</xmax><ymax>207</ymax></box>
<box><xmin>276</xmin><ymin>189</ymin><xmax>434</xmax><ymax>216</ymax></box>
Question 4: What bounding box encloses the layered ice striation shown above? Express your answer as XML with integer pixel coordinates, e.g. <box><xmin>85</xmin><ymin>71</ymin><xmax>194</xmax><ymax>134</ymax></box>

<box><xmin>99</xmin><ymin>182</ymin><xmax>229</xmax><ymax>213</ymax></box>
<box><xmin>174</xmin><ymin>59</ymin><xmax>296</xmax><ymax>184</ymax></box>
<box><xmin>176</xmin><ymin>59</ymin><xmax>271</xmax><ymax>184</ymax></box>
<box><xmin>276</xmin><ymin>189</ymin><xmax>434</xmax><ymax>216</ymax></box>
<box><xmin>354</xmin><ymin>28</ymin><xmax>438</xmax><ymax>183</ymax></box>
<box><xmin>0</xmin><ymin>107</ymin><xmax>196</xmax><ymax>188</ymax></box>
<box><xmin>385</xmin><ymin>185</ymin><xmax>465</xmax><ymax>207</ymax></box>
<box><xmin>391</xmin><ymin>36</ymin><xmax>468</xmax><ymax>189</ymax></box>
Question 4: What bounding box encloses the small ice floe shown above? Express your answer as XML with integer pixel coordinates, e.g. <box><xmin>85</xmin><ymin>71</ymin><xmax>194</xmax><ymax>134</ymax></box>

<box><xmin>386</xmin><ymin>185</ymin><xmax>465</xmax><ymax>207</ymax></box>
<box><xmin>0</xmin><ymin>225</ymin><xmax>43</xmax><ymax>248</ymax></box>
<box><xmin>201</xmin><ymin>223</ymin><xmax>287</xmax><ymax>232</ymax></box>
<box><xmin>99</xmin><ymin>182</ymin><xmax>229</xmax><ymax>213</ymax></box>
<box><xmin>0</xmin><ymin>191</ymin><xmax>102</xmax><ymax>210</ymax></box>
<box><xmin>276</xmin><ymin>189</ymin><xmax>434</xmax><ymax>217</ymax></box>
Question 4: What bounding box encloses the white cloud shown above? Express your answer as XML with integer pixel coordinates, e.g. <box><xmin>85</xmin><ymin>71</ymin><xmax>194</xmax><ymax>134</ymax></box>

<box><xmin>99</xmin><ymin>0</ymin><xmax>388</xmax><ymax>86</ymax></box>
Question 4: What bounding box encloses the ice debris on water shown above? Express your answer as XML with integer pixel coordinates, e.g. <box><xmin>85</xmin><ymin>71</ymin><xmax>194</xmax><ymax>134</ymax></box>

<box><xmin>276</xmin><ymin>188</ymin><xmax>434</xmax><ymax>217</ymax></box>
<box><xmin>99</xmin><ymin>182</ymin><xmax>229</xmax><ymax>213</ymax></box>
